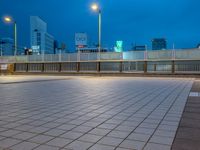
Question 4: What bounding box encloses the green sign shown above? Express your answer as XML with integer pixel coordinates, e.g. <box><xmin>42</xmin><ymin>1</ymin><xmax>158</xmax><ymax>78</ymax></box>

<box><xmin>114</xmin><ymin>41</ymin><xmax>123</xmax><ymax>52</ymax></box>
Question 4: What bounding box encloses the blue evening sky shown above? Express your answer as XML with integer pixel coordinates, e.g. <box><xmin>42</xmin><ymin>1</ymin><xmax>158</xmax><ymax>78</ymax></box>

<box><xmin>0</xmin><ymin>0</ymin><xmax>200</xmax><ymax>51</ymax></box>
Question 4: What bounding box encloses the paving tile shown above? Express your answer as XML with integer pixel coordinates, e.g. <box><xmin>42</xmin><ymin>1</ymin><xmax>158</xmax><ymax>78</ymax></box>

<box><xmin>82</xmin><ymin>121</ymin><xmax>102</xmax><ymax>127</ymax></box>
<box><xmin>78</xmin><ymin>134</ymin><xmax>102</xmax><ymax>143</ymax></box>
<box><xmin>57</xmin><ymin>124</ymin><xmax>76</xmax><ymax>131</ymax></box>
<box><xmin>107</xmin><ymin>130</ymin><xmax>130</xmax><ymax>139</ymax></box>
<box><xmin>144</xmin><ymin>143</ymin><xmax>171</xmax><ymax>150</ymax></box>
<box><xmin>134</xmin><ymin>127</ymin><xmax>155</xmax><ymax>135</ymax></box>
<box><xmin>119</xmin><ymin>139</ymin><xmax>145</xmax><ymax>150</ymax></box>
<box><xmin>98</xmin><ymin>137</ymin><xmax>123</xmax><ymax>147</ymax></box>
<box><xmin>46</xmin><ymin>137</ymin><xmax>72</xmax><ymax>147</ymax></box>
<box><xmin>154</xmin><ymin>129</ymin><xmax>176</xmax><ymax>138</ymax></box>
<box><xmin>158</xmin><ymin>125</ymin><xmax>178</xmax><ymax>132</ymax></box>
<box><xmin>44</xmin><ymin>128</ymin><xmax>66</xmax><ymax>136</ymax></box>
<box><xmin>149</xmin><ymin>135</ymin><xmax>174</xmax><ymax>145</ymax></box>
<box><xmin>34</xmin><ymin>144</ymin><xmax>59</xmax><ymax>150</ymax></box>
<box><xmin>0</xmin><ymin>136</ymin><xmax>5</xmax><ymax>141</ymax></box>
<box><xmin>42</xmin><ymin>122</ymin><xmax>61</xmax><ymax>128</ymax></box>
<box><xmin>13</xmin><ymin>132</ymin><xmax>37</xmax><ymax>140</ymax></box>
<box><xmin>0</xmin><ymin>138</ymin><xmax>21</xmax><ymax>148</ymax></box>
<box><xmin>28</xmin><ymin>134</ymin><xmax>54</xmax><ymax>144</ymax></box>
<box><xmin>0</xmin><ymin>129</ymin><xmax>21</xmax><ymax>137</ymax></box>
<box><xmin>65</xmin><ymin>140</ymin><xmax>93</xmax><ymax>150</ymax></box>
<box><xmin>60</xmin><ymin>131</ymin><xmax>83</xmax><ymax>140</ymax></box>
<box><xmin>127</xmin><ymin>132</ymin><xmax>151</xmax><ymax>142</ymax></box>
<box><xmin>89</xmin><ymin>128</ymin><xmax>111</xmax><ymax>136</ymax></box>
<box><xmin>98</xmin><ymin>123</ymin><xmax>118</xmax><ymax>130</ymax></box>
<box><xmin>89</xmin><ymin>144</ymin><xmax>115</xmax><ymax>150</ymax></box>
<box><xmin>115</xmin><ymin>148</ymin><xmax>131</xmax><ymax>150</ymax></box>
<box><xmin>10</xmin><ymin>141</ymin><xmax>39</xmax><ymax>150</ymax></box>
<box><xmin>29</xmin><ymin>127</ymin><xmax>50</xmax><ymax>134</ymax></box>
<box><xmin>72</xmin><ymin>126</ymin><xmax>93</xmax><ymax>133</ymax></box>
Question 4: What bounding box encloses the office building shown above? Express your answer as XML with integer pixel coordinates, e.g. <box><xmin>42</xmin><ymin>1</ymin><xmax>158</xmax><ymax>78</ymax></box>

<box><xmin>78</xmin><ymin>47</ymin><xmax>108</xmax><ymax>53</ymax></box>
<box><xmin>197</xmin><ymin>44</ymin><xmax>200</xmax><ymax>49</ymax></box>
<box><xmin>0</xmin><ymin>38</ymin><xmax>14</xmax><ymax>56</ymax></box>
<box><xmin>30</xmin><ymin>16</ymin><xmax>54</xmax><ymax>54</ymax></box>
<box><xmin>152</xmin><ymin>38</ymin><xmax>167</xmax><ymax>50</ymax></box>
<box><xmin>133</xmin><ymin>45</ymin><xmax>147</xmax><ymax>51</ymax></box>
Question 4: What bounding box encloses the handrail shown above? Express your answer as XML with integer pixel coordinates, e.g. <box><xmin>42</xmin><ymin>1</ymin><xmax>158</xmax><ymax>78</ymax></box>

<box><xmin>0</xmin><ymin>49</ymin><xmax>200</xmax><ymax>63</ymax></box>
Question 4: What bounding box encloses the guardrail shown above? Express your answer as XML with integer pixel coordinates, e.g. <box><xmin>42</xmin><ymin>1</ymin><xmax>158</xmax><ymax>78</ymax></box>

<box><xmin>1</xmin><ymin>49</ymin><xmax>200</xmax><ymax>74</ymax></box>
<box><xmin>1</xmin><ymin>49</ymin><xmax>200</xmax><ymax>63</ymax></box>
<box><xmin>13</xmin><ymin>60</ymin><xmax>200</xmax><ymax>74</ymax></box>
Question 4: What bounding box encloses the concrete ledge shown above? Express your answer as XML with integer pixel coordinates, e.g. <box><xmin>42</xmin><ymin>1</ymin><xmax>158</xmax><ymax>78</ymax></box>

<box><xmin>12</xmin><ymin>72</ymin><xmax>200</xmax><ymax>78</ymax></box>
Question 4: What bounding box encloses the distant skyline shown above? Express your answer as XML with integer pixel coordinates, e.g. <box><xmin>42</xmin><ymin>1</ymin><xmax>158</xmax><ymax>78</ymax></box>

<box><xmin>0</xmin><ymin>0</ymin><xmax>200</xmax><ymax>51</ymax></box>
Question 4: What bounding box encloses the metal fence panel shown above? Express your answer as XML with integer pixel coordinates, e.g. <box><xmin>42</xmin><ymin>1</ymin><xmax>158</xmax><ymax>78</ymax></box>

<box><xmin>175</xmin><ymin>49</ymin><xmax>200</xmax><ymax>60</ymax></box>
<box><xmin>100</xmin><ymin>62</ymin><xmax>120</xmax><ymax>72</ymax></box>
<box><xmin>175</xmin><ymin>61</ymin><xmax>200</xmax><ymax>72</ymax></box>
<box><xmin>61</xmin><ymin>62</ymin><xmax>77</xmax><ymax>72</ymax></box>
<box><xmin>28</xmin><ymin>64</ymin><xmax>43</xmax><ymax>72</ymax></box>
<box><xmin>147</xmin><ymin>61</ymin><xmax>172</xmax><ymax>72</ymax></box>
<box><xmin>100</xmin><ymin>52</ymin><xmax>122</xmax><ymax>60</ymax></box>
<box><xmin>15</xmin><ymin>63</ymin><xmax>27</xmax><ymax>72</ymax></box>
<box><xmin>44</xmin><ymin>63</ymin><xmax>59</xmax><ymax>72</ymax></box>
<box><xmin>147</xmin><ymin>50</ymin><xmax>173</xmax><ymax>60</ymax></box>
<box><xmin>80</xmin><ymin>62</ymin><xmax>97</xmax><ymax>72</ymax></box>
<box><xmin>123</xmin><ymin>51</ymin><xmax>145</xmax><ymax>60</ymax></box>
<box><xmin>122</xmin><ymin>62</ymin><xmax>144</xmax><ymax>72</ymax></box>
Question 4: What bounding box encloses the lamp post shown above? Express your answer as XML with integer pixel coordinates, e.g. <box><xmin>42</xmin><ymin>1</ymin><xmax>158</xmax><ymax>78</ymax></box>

<box><xmin>91</xmin><ymin>3</ymin><xmax>101</xmax><ymax>60</ymax></box>
<box><xmin>4</xmin><ymin>16</ymin><xmax>17</xmax><ymax>56</ymax></box>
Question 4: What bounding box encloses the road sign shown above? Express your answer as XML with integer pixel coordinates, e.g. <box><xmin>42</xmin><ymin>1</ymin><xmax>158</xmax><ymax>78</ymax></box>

<box><xmin>75</xmin><ymin>33</ymin><xmax>87</xmax><ymax>47</ymax></box>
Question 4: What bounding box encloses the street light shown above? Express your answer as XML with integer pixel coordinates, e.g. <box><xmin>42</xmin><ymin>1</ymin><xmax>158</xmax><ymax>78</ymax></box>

<box><xmin>3</xmin><ymin>16</ymin><xmax>17</xmax><ymax>56</ymax></box>
<box><xmin>91</xmin><ymin>3</ymin><xmax>101</xmax><ymax>59</ymax></box>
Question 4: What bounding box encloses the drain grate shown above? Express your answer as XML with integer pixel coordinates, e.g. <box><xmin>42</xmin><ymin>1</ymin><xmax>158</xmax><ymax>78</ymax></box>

<box><xmin>189</xmin><ymin>92</ymin><xmax>200</xmax><ymax>97</ymax></box>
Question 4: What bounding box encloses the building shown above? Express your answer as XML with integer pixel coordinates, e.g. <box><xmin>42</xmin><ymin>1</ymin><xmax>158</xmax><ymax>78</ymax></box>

<box><xmin>0</xmin><ymin>38</ymin><xmax>14</xmax><ymax>56</ymax></box>
<box><xmin>75</xmin><ymin>33</ymin><xmax>88</xmax><ymax>51</ymax></box>
<box><xmin>133</xmin><ymin>45</ymin><xmax>147</xmax><ymax>51</ymax></box>
<box><xmin>152</xmin><ymin>38</ymin><xmax>167</xmax><ymax>50</ymax></box>
<box><xmin>30</xmin><ymin>16</ymin><xmax>54</xmax><ymax>54</ymax></box>
<box><xmin>78</xmin><ymin>47</ymin><xmax>108</xmax><ymax>53</ymax></box>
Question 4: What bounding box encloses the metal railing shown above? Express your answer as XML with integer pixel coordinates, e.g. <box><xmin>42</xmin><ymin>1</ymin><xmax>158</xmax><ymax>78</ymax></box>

<box><xmin>1</xmin><ymin>49</ymin><xmax>200</xmax><ymax>63</ymax></box>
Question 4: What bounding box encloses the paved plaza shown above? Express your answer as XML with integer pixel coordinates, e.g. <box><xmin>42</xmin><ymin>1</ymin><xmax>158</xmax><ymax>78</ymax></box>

<box><xmin>0</xmin><ymin>76</ymin><xmax>195</xmax><ymax>150</ymax></box>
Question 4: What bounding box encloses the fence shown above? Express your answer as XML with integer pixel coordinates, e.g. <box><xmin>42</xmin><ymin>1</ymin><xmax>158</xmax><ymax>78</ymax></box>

<box><xmin>1</xmin><ymin>49</ymin><xmax>200</xmax><ymax>74</ymax></box>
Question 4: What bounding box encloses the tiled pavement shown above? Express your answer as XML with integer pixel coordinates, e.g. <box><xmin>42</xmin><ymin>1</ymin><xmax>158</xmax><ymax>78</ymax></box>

<box><xmin>0</xmin><ymin>77</ymin><xmax>194</xmax><ymax>150</ymax></box>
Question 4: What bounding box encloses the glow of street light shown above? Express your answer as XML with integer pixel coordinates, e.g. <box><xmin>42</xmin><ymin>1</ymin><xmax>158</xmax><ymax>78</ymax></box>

<box><xmin>4</xmin><ymin>16</ymin><xmax>12</xmax><ymax>23</ymax></box>
<box><xmin>91</xmin><ymin>3</ymin><xmax>99</xmax><ymax>11</ymax></box>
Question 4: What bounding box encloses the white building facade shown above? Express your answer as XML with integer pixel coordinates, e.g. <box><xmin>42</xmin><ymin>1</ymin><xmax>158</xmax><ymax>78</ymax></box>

<box><xmin>30</xmin><ymin>16</ymin><xmax>54</xmax><ymax>54</ymax></box>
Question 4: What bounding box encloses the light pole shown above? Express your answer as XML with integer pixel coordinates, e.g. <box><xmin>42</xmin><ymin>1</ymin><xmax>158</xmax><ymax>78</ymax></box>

<box><xmin>4</xmin><ymin>16</ymin><xmax>17</xmax><ymax>56</ymax></box>
<box><xmin>91</xmin><ymin>3</ymin><xmax>101</xmax><ymax>59</ymax></box>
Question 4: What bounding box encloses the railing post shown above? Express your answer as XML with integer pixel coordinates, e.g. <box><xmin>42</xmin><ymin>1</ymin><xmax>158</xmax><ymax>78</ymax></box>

<box><xmin>144</xmin><ymin>61</ymin><xmax>147</xmax><ymax>73</ymax></box>
<box><xmin>42</xmin><ymin>63</ymin><xmax>45</xmax><ymax>72</ymax></box>
<box><xmin>13</xmin><ymin>63</ymin><xmax>16</xmax><ymax>72</ymax></box>
<box><xmin>58</xmin><ymin>63</ymin><xmax>62</xmax><ymax>72</ymax></box>
<box><xmin>97</xmin><ymin>62</ymin><xmax>100</xmax><ymax>72</ymax></box>
<box><xmin>154</xmin><ymin>64</ymin><xmax>157</xmax><ymax>72</ymax></box>
<box><xmin>26</xmin><ymin>63</ymin><xmax>29</xmax><ymax>72</ymax></box>
<box><xmin>172</xmin><ymin>60</ymin><xmax>175</xmax><ymax>74</ymax></box>
<box><xmin>77</xmin><ymin>62</ymin><xmax>80</xmax><ymax>72</ymax></box>
<box><xmin>119</xmin><ymin>61</ymin><xmax>123</xmax><ymax>73</ymax></box>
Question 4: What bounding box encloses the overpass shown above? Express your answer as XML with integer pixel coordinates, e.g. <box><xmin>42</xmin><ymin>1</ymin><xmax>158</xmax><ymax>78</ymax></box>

<box><xmin>0</xmin><ymin>49</ymin><xmax>200</xmax><ymax>75</ymax></box>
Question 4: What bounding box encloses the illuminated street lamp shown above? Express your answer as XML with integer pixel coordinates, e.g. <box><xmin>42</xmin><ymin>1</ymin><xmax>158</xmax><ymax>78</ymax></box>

<box><xmin>3</xmin><ymin>16</ymin><xmax>17</xmax><ymax>56</ymax></box>
<box><xmin>91</xmin><ymin>3</ymin><xmax>101</xmax><ymax>59</ymax></box>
